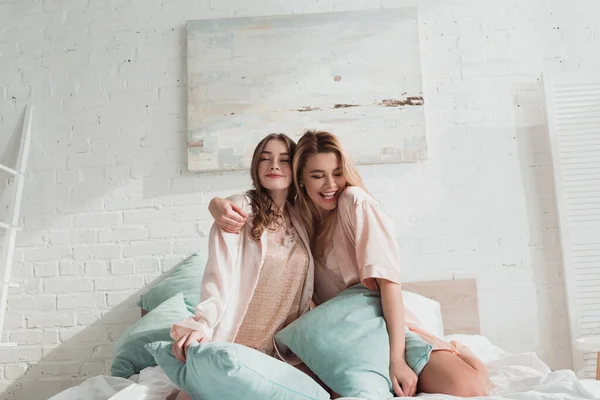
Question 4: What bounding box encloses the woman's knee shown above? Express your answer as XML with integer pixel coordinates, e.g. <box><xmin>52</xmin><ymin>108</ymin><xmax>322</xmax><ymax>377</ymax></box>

<box><xmin>447</xmin><ymin>376</ymin><xmax>489</xmax><ymax>397</ymax></box>
<box><xmin>418</xmin><ymin>352</ymin><xmax>489</xmax><ymax>397</ymax></box>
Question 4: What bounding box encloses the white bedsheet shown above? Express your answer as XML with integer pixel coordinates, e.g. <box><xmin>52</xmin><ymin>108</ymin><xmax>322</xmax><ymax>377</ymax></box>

<box><xmin>48</xmin><ymin>366</ymin><xmax>180</xmax><ymax>400</ymax></box>
<box><xmin>405</xmin><ymin>334</ymin><xmax>600</xmax><ymax>400</ymax></box>
<box><xmin>407</xmin><ymin>352</ymin><xmax>600</xmax><ymax>400</ymax></box>
<box><xmin>49</xmin><ymin>335</ymin><xmax>600</xmax><ymax>400</ymax></box>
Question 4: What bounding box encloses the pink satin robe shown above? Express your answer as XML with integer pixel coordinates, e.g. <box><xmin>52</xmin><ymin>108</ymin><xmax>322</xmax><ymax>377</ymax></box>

<box><xmin>170</xmin><ymin>194</ymin><xmax>315</xmax><ymax>350</ymax></box>
<box><xmin>315</xmin><ymin>186</ymin><xmax>456</xmax><ymax>352</ymax></box>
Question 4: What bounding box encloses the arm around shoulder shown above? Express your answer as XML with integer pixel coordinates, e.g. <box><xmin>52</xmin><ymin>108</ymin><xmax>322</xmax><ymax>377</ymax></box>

<box><xmin>208</xmin><ymin>193</ymin><xmax>249</xmax><ymax>233</ymax></box>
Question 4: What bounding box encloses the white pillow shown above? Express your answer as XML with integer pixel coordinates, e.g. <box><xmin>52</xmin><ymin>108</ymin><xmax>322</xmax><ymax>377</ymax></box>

<box><xmin>402</xmin><ymin>290</ymin><xmax>444</xmax><ymax>338</ymax></box>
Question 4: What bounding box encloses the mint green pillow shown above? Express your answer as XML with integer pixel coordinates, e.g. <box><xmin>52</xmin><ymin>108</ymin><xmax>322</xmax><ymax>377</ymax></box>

<box><xmin>137</xmin><ymin>252</ymin><xmax>206</xmax><ymax>313</ymax></box>
<box><xmin>145</xmin><ymin>341</ymin><xmax>331</xmax><ymax>400</ymax></box>
<box><xmin>275</xmin><ymin>284</ymin><xmax>433</xmax><ymax>400</ymax></box>
<box><xmin>111</xmin><ymin>292</ymin><xmax>192</xmax><ymax>378</ymax></box>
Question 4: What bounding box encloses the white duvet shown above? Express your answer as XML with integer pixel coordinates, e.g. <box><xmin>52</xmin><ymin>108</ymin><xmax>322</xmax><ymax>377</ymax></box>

<box><xmin>49</xmin><ymin>335</ymin><xmax>600</xmax><ymax>400</ymax></box>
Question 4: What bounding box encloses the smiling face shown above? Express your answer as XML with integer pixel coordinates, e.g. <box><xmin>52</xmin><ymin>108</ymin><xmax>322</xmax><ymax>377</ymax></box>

<box><xmin>301</xmin><ymin>151</ymin><xmax>347</xmax><ymax>213</ymax></box>
<box><xmin>256</xmin><ymin>138</ymin><xmax>293</xmax><ymax>192</ymax></box>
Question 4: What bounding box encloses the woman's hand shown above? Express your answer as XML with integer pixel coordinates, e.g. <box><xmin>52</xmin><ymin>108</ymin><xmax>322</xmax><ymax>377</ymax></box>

<box><xmin>389</xmin><ymin>356</ymin><xmax>418</xmax><ymax>397</ymax></box>
<box><xmin>172</xmin><ymin>331</ymin><xmax>209</xmax><ymax>362</ymax></box>
<box><xmin>208</xmin><ymin>197</ymin><xmax>247</xmax><ymax>233</ymax></box>
<box><xmin>377</xmin><ymin>279</ymin><xmax>416</xmax><ymax>396</ymax></box>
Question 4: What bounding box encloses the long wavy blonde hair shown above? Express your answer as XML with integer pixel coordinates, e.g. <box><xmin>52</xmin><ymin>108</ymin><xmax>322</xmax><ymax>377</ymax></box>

<box><xmin>247</xmin><ymin>133</ymin><xmax>297</xmax><ymax>241</ymax></box>
<box><xmin>292</xmin><ymin>130</ymin><xmax>366</xmax><ymax>247</ymax></box>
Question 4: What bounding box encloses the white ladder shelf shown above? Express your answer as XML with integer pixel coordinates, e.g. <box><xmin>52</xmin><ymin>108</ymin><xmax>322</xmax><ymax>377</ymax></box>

<box><xmin>0</xmin><ymin>105</ymin><xmax>33</xmax><ymax>347</ymax></box>
<box><xmin>543</xmin><ymin>73</ymin><xmax>600</xmax><ymax>378</ymax></box>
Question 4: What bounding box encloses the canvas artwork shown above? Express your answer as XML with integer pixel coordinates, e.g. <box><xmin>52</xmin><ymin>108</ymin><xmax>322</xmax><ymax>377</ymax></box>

<box><xmin>186</xmin><ymin>8</ymin><xmax>426</xmax><ymax>172</ymax></box>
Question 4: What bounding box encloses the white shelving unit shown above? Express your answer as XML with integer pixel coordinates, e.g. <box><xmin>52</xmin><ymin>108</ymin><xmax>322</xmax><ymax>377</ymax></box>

<box><xmin>0</xmin><ymin>105</ymin><xmax>33</xmax><ymax>347</ymax></box>
<box><xmin>543</xmin><ymin>73</ymin><xmax>600</xmax><ymax>378</ymax></box>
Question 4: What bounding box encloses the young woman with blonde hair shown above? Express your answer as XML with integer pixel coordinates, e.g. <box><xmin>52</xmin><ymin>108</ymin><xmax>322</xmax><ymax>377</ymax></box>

<box><xmin>209</xmin><ymin>130</ymin><xmax>490</xmax><ymax>397</ymax></box>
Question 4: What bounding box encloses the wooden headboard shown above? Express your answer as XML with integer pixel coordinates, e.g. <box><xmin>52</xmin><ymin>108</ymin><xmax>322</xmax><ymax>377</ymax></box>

<box><xmin>141</xmin><ymin>279</ymin><xmax>481</xmax><ymax>335</ymax></box>
<box><xmin>403</xmin><ymin>278</ymin><xmax>480</xmax><ymax>335</ymax></box>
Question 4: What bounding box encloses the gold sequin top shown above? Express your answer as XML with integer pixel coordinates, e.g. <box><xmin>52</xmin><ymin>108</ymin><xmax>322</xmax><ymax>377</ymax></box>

<box><xmin>234</xmin><ymin>224</ymin><xmax>310</xmax><ymax>356</ymax></box>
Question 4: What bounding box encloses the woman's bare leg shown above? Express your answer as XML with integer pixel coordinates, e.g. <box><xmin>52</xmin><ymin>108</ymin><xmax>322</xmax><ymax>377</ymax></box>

<box><xmin>417</xmin><ymin>347</ymin><xmax>489</xmax><ymax>397</ymax></box>
<box><xmin>172</xmin><ymin>390</ymin><xmax>192</xmax><ymax>400</ymax></box>
<box><xmin>450</xmin><ymin>341</ymin><xmax>490</xmax><ymax>387</ymax></box>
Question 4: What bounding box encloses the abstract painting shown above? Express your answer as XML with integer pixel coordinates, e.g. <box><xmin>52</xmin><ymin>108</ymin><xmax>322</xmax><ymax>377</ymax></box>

<box><xmin>187</xmin><ymin>8</ymin><xmax>426</xmax><ymax>172</ymax></box>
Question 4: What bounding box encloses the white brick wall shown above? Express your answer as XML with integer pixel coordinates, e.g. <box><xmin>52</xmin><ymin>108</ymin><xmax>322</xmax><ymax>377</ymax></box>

<box><xmin>1</xmin><ymin>0</ymin><xmax>598</xmax><ymax>397</ymax></box>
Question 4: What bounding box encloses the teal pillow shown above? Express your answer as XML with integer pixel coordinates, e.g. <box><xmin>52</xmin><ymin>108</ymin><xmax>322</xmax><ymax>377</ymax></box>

<box><xmin>111</xmin><ymin>292</ymin><xmax>192</xmax><ymax>378</ymax></box>
<box><xmin>145</xmin><ymin>341</ymin><xmax>331</xmax><ymax>400</ymax></box>
<box><xmin>275</xmin><ymin>284</ymin><xmax>433</xmax><ymax>400</ymax></box>
<box><xmin>137</xmin><ymin>252</ymin><xmax>206</xmax><ymax>313</ymax></box>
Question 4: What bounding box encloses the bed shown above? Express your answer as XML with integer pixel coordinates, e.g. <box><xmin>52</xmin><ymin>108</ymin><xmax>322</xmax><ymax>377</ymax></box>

<box><xmin>49</xmin><ymin>279</ymin><xmax>600</xmax><ymax>400</ymax></box>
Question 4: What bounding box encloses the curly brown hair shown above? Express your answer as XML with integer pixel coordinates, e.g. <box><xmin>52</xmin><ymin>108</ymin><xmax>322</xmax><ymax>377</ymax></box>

<box><xmin>246</xmin><ymin>133</ymin><xmax>297</xmax><ymax>241</ymax></box>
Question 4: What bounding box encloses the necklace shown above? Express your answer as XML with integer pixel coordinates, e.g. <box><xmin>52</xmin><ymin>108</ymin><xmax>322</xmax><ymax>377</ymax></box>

<box><xmin>268</xmin><ymin>211</ymin><xmax>297</xmax><ymax>249</ymax></box>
